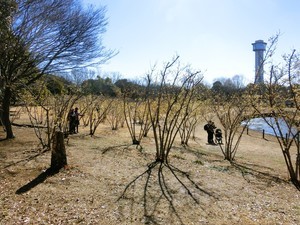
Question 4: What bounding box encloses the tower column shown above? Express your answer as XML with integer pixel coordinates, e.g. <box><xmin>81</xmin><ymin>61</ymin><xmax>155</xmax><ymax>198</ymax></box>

<box><xmin>252</xmin><ymin>40</ymin><xmax>267</xmax><ymax>84</ymax></box>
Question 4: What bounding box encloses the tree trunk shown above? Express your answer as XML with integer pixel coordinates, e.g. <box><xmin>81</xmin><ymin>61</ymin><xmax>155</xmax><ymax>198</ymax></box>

<box><xmin>280</xmin><ymin>148</ymin><xmax>300</xmax><ymax>190</ymax></box>
<box><xmin>1</xmin><ymin>86</ymin><xmax>14</xmax><ymax>139</ymax></box>
<box><xmin>51</xmin><ymin>131</ymin><xmax>67</xmax><ymax>171</ymax></box>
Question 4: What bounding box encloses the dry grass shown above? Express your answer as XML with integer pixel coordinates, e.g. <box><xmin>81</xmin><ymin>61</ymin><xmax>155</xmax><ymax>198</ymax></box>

<box><xmin>0</xmin><ymin>114</ymin><xmax>300</xmax><ymax>225</ymax></box>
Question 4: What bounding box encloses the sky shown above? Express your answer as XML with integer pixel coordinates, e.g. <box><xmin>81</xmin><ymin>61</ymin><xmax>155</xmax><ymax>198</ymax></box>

<box><xmin>82</xmin><ymin>0</ymin><xmax>300</xmax><ymax>84</ymax></box>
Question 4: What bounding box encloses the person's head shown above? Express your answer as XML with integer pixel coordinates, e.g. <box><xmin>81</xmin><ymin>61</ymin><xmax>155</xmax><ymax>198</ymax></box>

<box><xmin>75</xmin><ymin>107</ymin><xmax>78</xmax><ymax>111</ymax></box>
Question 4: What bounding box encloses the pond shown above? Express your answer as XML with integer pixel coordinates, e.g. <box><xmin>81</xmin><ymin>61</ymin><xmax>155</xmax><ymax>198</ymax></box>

<box><xmin>241</xmin><ymin>117</ymin><xmax>298</xmax><ymax>138</ymax></box>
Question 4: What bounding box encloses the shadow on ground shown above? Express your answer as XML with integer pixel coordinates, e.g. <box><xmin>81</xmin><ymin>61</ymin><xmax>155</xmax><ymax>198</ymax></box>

<box><xmin>15</xmin><ymin>168</ymin><xmax>59</xmax><ymax>194</ymax></box>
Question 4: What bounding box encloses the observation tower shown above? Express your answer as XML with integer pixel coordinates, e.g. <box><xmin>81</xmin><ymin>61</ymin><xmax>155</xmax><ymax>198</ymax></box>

<box><xmin>252</xmin><ymin>40</ymin><xmax>267</xmax><ymax>84</ymax></box>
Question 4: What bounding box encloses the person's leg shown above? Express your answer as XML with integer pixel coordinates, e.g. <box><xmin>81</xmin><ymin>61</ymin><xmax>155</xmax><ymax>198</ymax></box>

<box><xmin>207</xmin><ymin>132</ymin><xmax>210</xmax><ymax>143</ymax></box>
<box><xmin>208</xmin><ymin>132</ymin><xmax>214</xmax><ymax>144</ymax></box>
<box><xmin>75</xmin><ymin>120</ymin><xmax>79</xmax><ymax>133</ymax></box>
<box><xmin>69</xmin><ymin>121</ymin><xmax>73</xmax><ymax>134</ymax></box>
<box><xmin>71</xmin><ymin>120</ymin><xmax>76</xmax><ymax>134</ymax></box>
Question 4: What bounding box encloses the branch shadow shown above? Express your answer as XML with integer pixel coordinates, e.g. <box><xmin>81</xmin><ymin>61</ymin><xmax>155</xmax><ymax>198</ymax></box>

<box><xmin>15</xmin><ymin>167</ymin><xmax>59</xmax><ymax>195</ymax></box>
<box><xmin>2</xmin><ymin>149</ymin><xmax>49</xmax><ymax>169</ymax></box>
<box><xmin>101</xmin><ymin>143</ymin><xmax>146</xmax><ymax>157</ymax></box>
<box><xmin>101</xmin><ymin>144</ymin><xmax>132</xmax><ymax>154</ymax></box>
<box><xmin>185</xmin><ymin>145</ymin><xmax>287</xmax><ymax>184</ymax></box>
<box><xmin>117</xmin><ymin>160</ymin><xmax>217</xmax><ymax>225</ymax></box>
<box><xmin>231</xmin><ymin>161</ymin><xmax>288</xmax><ymax>184</ymax></box>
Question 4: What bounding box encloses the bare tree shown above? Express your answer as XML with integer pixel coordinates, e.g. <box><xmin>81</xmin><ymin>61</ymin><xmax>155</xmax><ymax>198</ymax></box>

<box><xmin>146</xmin><ymin>57</ymin><xmax>203</xmax><ymax>162</ymax></box>
<box><xmin>0</xmin><ymin>0</ymin><xmax>115</xmax><ymax>139</ymax></box>
<box><xmin>232</xmin><ymin>74</ymin><xmax>246</xmax><ymax>89</ymax></box>
<box><xmin>121</xmin><ymin>81</ymin><xmax>152</xmax><ymax>146</ymax></box>
<box><xmin>102</xmin><ymin>71</ymin><xmax>123</xmax><ymax>84</ymax></box>
<box><xmin>86</xmin><ymin>96</ymin><xmax>113</xmax><ymax>136</ymax></box>
<box><xmin>209</xmin><ymin>93</ymin><xmax>253</xmax><ymax>161</ymax></box>
<box><xmin>123</xmin><ymin>99</ymin><xmax>150</xmax><ymax>145</ymax></box>
<box><xmin>118</xmin><ymin>57</ymin><xmax>213</xmax><ymax>224</ymax></box>
<box><xmin>106</xmin><ymin>98</ymin><xmax>124</xmax><ymax>130</ymax></box>
<box><xmin>178</xmin><ymin>100</ymin><xmax>202</xmax><ymax>146</ymax></box>
<box><xmin>79</xmin><ymin>95</ymin><xmax>98</xmax><ymax>127</ymax></box>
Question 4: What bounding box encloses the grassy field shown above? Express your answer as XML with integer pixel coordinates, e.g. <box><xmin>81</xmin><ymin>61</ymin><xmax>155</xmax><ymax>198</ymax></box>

<box><xmin>0</xmin><ymin>113</ymin><xmax>300</xmax><ymax>225</ymax></box>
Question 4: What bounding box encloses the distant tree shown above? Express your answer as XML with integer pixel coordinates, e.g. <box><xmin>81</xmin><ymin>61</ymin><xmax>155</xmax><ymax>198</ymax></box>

<box><xmin>85</xmin><ymin>95</ymin><xmax>113</xmax><ymax>136</ymax></box>
<box><xmin>67</xmin><ymin>68</ymin><xmax>96</xmax><ymax>87</ymax></box>
<box><xmin>115</xmin><ymin>79</ymin><xmax>133</xmax><ymax>92</ymax></box>
<box><xmin>212</xmin><ymin>76</ymin><xmax>245</xmax><ymax>97</ymax></box>
<box><xmin>232</xmin><ymin>74</ymin><xmax>246</xmax><ymax>89</ymax></box>
<box><xmin>223</xmin><ymin>78</ymin><xmax>235</xmax><ymax>90</ymax></box>
<box><xmin>103</xmin><ymin>71</ymin><xmax>123</xmax><ymax>84</ymax></box>
<box><xmin>43</xmin><ymin>74</ymin><xmax>74</xmax><ymax>95</ymax></box>
<box><xmin>82</xmin><ymin>77</ymin><xmax>119</xmax><ymax>96</ymax></box>
<box><xmin>106</xmin><ymin>98</ymin><xmax>124</xmax><ymax>130</ymax></box>
<box><xmin>115</xmin><ymin>78</ymin><xmax>144</xmax><ymax>99</ymax></box>
<box><xmin>0</xmin><ymin>0</ymin><xmax>115</xmax><ymax>139</ymax></box>
<box><xmin>211</xmin><ymin>80</ymin><xmax>222</xmax><ymax>93</ymax></box>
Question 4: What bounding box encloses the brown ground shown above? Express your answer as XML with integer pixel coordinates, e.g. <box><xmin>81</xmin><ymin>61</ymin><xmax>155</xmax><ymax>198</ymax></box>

<box><xmin>0</xmin><ymin>114</ymin><xmax>300</xmax><ymax>225</ymax></box>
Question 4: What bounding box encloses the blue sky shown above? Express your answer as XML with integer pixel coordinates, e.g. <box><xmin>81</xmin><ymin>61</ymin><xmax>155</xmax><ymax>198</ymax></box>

<box><xmin>83</xmin><ymin>0</ymin><xmax>300</xmax><ymax>84</ymax></box>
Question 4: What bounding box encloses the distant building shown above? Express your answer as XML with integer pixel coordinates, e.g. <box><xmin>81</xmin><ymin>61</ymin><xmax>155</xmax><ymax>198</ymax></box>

<box><xmin>252</xmin><ymin>40</ymin><xmax>267</xmax><ymax>84</ymax></box>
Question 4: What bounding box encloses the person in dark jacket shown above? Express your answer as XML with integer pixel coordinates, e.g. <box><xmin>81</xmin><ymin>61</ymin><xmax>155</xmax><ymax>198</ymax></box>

<box><xmin>204</xmin><ymin>120</ymin><xmax>216</xmax><ymax>145</ymax></box>
<box><xmin>74</xmin><ymin>107</ymin><xmax>83</xmax><ymax>133</ymax></box>
<box><xmin>68</xmin><ymin>108</ymin><xmax>76</xmax><ymax>134</ymax></box>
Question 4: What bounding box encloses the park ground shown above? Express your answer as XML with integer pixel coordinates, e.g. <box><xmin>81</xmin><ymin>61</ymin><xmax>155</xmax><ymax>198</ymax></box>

<box><xmin>0</xmin><ymin>114</ymin><xmax>300</xmax><ymax>225</ymax></box>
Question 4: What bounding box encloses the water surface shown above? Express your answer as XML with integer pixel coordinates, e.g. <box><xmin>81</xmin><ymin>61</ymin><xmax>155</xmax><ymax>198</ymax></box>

<box><xmin>241</xmin><ymin>117</ymin><xmax>298</xmax><ymax>137</ymax></box>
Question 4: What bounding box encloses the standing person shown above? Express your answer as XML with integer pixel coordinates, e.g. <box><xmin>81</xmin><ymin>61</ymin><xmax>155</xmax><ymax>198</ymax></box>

<box><xmin>74</xmin><ymin>107</ymin><xmax>83</xmax><ymax>133</ymax></box>
<box><xmin>204</xmin><ymin>120</ymin><xmax>216</xmax><ymax>145</ymax></box>
<box><xmin>68</xmin><ymin>108</ymin><xmax>76</xmax><ymax>134</ymax></box>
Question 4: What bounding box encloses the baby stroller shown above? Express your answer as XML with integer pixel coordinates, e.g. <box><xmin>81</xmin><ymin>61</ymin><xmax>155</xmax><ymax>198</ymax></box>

<box><xmin>215</xmin><ymin>128</ymin><xmax>223</xmax><ymax>144</ymax></box>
